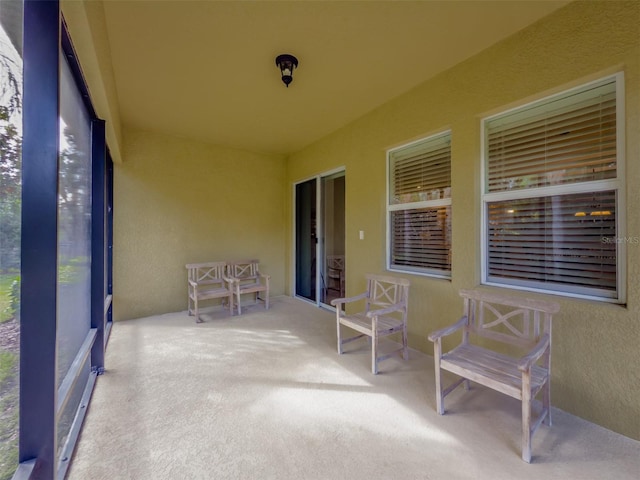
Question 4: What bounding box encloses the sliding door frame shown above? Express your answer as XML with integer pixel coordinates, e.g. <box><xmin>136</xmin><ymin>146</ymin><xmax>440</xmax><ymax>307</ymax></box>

<box><xmin>292</xmin><ymin>167</ymin><xmax>345</xmax><ymax>309</ymax></box>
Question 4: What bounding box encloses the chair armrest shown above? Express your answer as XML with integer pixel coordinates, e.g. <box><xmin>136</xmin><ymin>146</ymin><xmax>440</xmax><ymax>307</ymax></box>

<box><xmin>330</xmin><ymin>292</ymin><xmax>367</xmax><ymax>307</ymax></box>
<box><xmin>366</xmin><ymin>303</ymin><xmax>406</xmax><ymax>318</ymax></box>
<box><xmin>188</xmin><ymin>279</ymin><xmax>199</xmax><ymax>288</ymax></box>
<box><xmin>427</xmin><ymin>316</ymin><xmax>468</xmax><ymax>342</ymax></box>
<box><xmin>517</xmin><ymin>334</ymin><xmax>550</xmax><ymax>372</ymax></box>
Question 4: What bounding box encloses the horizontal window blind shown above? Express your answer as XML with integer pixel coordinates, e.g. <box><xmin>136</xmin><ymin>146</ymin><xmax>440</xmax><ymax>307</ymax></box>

<box><xmin>388</xmin><ymin>132</ymin><xmax>452</xmax><ymax>277</ymax></box>
<box><xmin>390</xmin><ymin>206</ymin><xmax>451</xmax><ymax>274</ymax></box>
<box><xmin>390</xmin><ymin>134</ymin><xmax>451</xmax><ymax>204</ymax></box>
<box><xmin>487</xmin><ymin>192</ymin><xmax>616</xmax><ymax>296</ymax></box>
<box><xmin>483</xmin><ymin>74</ymin><xmax>622</xmax><ymax>301</ymax></box>
<box><xmin>486</xmin><ymin>79</ymin><xmax>616</xmax><ymax>193</ymax></box>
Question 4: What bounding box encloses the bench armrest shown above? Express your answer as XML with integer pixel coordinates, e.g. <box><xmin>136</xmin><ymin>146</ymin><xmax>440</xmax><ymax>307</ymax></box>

<box><xmin>366</xmin><ymin>303</ymin><xmax>406</xmax><ymax>318</ymax></box>
<box><xmin>330</xmin><ymin>292</ymin><xmax>367</xmax><ymax>307</ymax></box>
<box><xmin>517</xmin><ymin>334</ymin><xmax>551</xmax><ymax>372</ymax></box>
<box><xmin>427</xmin><ymin>316</ymin><xmax>468</xmax><ymax>342</ymax></box>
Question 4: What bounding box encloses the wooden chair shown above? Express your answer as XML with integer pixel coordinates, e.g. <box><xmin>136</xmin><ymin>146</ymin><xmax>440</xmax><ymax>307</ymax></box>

<box><xmin>330</xmin><ymin>274</ymin><xmax>410</xmax><ymax>374</ymax></box>
<box><xmin>326</xmin><ymin>254</ymin><xmax>345</xmax><ymax>297</ymax></box>
<box><xmin>185</xmin><ymin>262</ymin><xmax>233</xmax><ymax>322</ymax></box>
<box><xmin>427</xmin><ymin>289</ymin><xmax>560</xmax><ymax>462</ymax></box>
<box><xmin>226</xmin><ymin>260</ymin><xmax>270</xmax><ymax>315</ymax></box>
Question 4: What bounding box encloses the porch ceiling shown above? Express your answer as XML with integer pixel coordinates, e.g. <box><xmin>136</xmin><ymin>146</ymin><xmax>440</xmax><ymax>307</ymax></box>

<box><xmin>102</xmin><ymin>0</ymin><xmax>570</xmax><ymax>156</ymax></box>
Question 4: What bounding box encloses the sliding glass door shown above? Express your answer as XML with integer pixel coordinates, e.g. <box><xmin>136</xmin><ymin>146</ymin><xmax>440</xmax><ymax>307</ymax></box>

<box><xmin>294</xmin><ymin>171</ymin><xmax>345</xmax><ymax>308</ymax></box>
<box><xmin>319</xmin><ymin>173</ymin><xmax>345</xmax><ymax>307</ymax></box>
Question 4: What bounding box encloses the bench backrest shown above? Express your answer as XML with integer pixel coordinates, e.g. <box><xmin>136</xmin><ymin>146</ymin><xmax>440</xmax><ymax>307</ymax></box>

<box><xmin>365</xmin><ymin>273</ymin><xmax>410</xmax><ymax>310</ymax></box>
<box><xmin>186</xmin><ymin>261</ymin><xmax>227</xmax><ymax>285</ymax></box>
<box><xmin>460</xmin><ymin>289</ymin><xmax>559</xmax><ymax>350</ymax></box>
<box><xmin>227</xmin><ymin>260</ymin><xmax>260</xmax><ymax>280</ymax></box>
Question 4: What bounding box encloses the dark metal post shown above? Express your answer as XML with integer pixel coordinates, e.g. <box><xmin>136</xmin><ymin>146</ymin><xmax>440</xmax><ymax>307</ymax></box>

<box><xmin>91</xmin><ymin>119</ymin><xmax>106</xmax><ymax>370</ymax></box>
<box><xmin>19</xmin><ymin>0</ymin><xmax>60</xmax><ymax>478</ymax></box>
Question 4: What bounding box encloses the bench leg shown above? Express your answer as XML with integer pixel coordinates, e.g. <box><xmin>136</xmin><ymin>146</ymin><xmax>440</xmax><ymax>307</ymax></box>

<box><xmin>402</xmin><ymin>325</ymin><xmax>409</xmax><ymax>361</ymax></box>
<box><xmin>522</xmin><ymin>373</ymin><xmax>532</xmax><ymax>463</ymax></box>
<box><xmin>433</xmin><ymin>340</ymin><xmax>444</xmax><ymax>415</ymax></box>
<box><xmin>236</xmin><ymin>291</ymin><xmax>242</xmax><ymax>316</ymax></box>
<box><xmin>194</xmin><ymin>298</ymin><xmax>202</xmax><ymax>323</ymax></box>
<box><xmin>188</xmin><ymin>290</ymin><xmax>196</xmax><ymax>316</ymax></box>
<box><xmin>371</xmin><ymin>333</ymin><xmax>379</xmax><ymax>375</ymax></box>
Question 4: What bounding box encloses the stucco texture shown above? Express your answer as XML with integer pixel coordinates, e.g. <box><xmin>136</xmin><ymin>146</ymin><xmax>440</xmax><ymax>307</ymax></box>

<box><xmin>286</xmin><ymin>0</ymin><xmax>640</xmax><ymax>440</ymax></box>
<box><xmin>114</xmin><ymin>130</ymin><xmax>286</xmax><ymax>321</ymax></box>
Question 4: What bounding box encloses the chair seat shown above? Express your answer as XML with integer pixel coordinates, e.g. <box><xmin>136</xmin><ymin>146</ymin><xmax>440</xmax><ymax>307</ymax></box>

<box><xmin>339</xmin><ymin>312</ymin><xmax>405</xmax><ymax>337</ymax></box>
<box><xmin>442</xmin><ymin>344</ymin><xmax>548</xmax><ymax>399</ymax></box>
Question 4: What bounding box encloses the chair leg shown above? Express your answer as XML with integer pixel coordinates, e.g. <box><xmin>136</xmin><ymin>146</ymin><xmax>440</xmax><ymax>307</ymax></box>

<box><xmin>543</xmin><ymin>379</ymin><xmax>552</xmax><ymax>426</ymax></box>
<box><xmin>236</xmin><ymin>291</ymin><xmax>242</xmax><ymax>315</ymax></box>
<box><xmin>228</xmin><ymin>294</ymin><xmax>233</xmax><ymax>315</ymax></box>
<box><xmin>336</xmin><ymin>316</ymin><xmax>343</xmax><ymax>354</ymax></box>
<box><xmin>265</xmin><ymin>289</ymin><xmax>269</xmax><ymax>310</ymax></box>
<box><xmin>371</xmin><ymin>333</ymin><xmax>379</xmax><ymax>374</ymax></box>
<box><xmin>402</xmin><ymin>325</ymin><xmax>409</xmax><ymax>361</ymax></box>
<box><xmin>433</xmin><ymin>341</ymin><xmax>444</xmax><ymax>415</ymax></box>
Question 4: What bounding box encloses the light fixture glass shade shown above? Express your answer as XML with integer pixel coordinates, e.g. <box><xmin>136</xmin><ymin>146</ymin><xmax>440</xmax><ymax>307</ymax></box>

<box><xmin>275</xmin><ymin>54</ymin><xmax>298</xmax><ymax>87</ymax></box>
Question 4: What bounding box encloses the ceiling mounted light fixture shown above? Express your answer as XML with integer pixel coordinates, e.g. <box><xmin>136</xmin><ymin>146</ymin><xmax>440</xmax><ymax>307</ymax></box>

<box><xmin>275</xmin><ymin>54</ymin><xmax>298</xmax><ymax>88</ymax></box>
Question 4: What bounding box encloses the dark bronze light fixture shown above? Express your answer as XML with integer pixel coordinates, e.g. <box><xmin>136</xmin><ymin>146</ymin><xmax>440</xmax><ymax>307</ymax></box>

<box><xmin>275</xmin><ymin>54</ymin><xmax>298</xmax><ymax>87</ymax></box>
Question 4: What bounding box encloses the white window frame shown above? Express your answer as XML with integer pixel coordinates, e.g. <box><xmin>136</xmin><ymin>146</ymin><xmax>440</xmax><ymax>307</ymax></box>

<box><xmin>480</xmin><ymin>73</ymin><xmax>626</xmax><ymax>303</ymax></box>
<box><xmin>386</xmin><ymin>131</ymin><xmax>452</xmax><ymax>278</ymax></box>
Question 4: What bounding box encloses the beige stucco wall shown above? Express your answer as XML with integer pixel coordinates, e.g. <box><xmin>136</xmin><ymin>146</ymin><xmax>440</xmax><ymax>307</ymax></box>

<box><xmin>113</xmin><ymin>129</ymin><xmax>286</xmax><ymax>320</ymax></box>
<box><xmin>286</xmin><ymin>0</ymin><xmax>640</xmax><ymax>440</ymax></box>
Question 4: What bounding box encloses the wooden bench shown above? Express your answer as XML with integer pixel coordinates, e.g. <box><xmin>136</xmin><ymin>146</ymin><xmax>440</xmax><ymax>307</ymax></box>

<box><xmin>226</xmin><ymin>259</ymin><xmax>270</xmax><ymax>315</ymax></box>
<box><xmin>427</xmin><ymin>289</ymin><xmax>560</xmax><ymax>462</ymax></box>
<box><xmin>186</xmin><ymin>262</ymin><xmax>233</xmax><ymax>322</ymax></box>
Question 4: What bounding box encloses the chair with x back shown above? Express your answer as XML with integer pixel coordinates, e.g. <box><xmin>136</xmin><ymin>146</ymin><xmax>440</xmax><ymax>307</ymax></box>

<box><xmin>331</xmin><ymin>273</ymin><xmax>410</xmax><ymax>374</ymax></box>
<box><xmin>185</xmin><ymin>261</ymin><xmax>233</xmax><ymax>322</ymax></box>
<box><xmin>226</xmin><ymin>259</ymin><xmax>270</xmax><ymax>315</ymax></box>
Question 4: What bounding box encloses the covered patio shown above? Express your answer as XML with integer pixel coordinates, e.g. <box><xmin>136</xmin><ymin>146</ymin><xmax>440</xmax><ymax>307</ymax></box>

<box><xmin>68</xmin><ymin>298</ymin><xmax>640</xmax><ymax>479</ymax></box>
<box><xmin>1</xmin><ymin>1</ymin><xmax>639</xmax><ymax>479</ymax></box>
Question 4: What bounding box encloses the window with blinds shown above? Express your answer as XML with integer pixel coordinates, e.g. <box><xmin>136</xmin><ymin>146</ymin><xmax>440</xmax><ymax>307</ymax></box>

<box><xmin>388</xmin><ymin>132</ymin><xmax>451</xmax><ymax>277</ymax></box>
<box><xmin>482</xmin><ymin>74</ymin><xmax>623</xmax><ymax>301</ymax></box>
